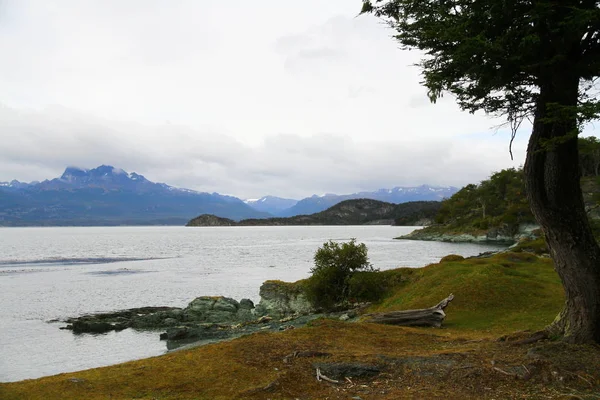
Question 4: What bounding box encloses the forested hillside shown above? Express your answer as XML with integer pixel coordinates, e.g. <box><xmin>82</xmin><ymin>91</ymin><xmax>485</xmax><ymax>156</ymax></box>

<box><xmin>187</xmin><ymin>199</ymin><xmax>442</xmax><ymax>226</ymax></box>
<box><xmin>402</xmin><ymin>138</ymin><xmax>600</xmax><ymax>242</ymax></box>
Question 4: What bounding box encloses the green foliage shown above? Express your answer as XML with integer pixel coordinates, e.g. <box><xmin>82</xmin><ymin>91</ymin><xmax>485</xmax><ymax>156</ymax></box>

<box><xmin>434</xmin><ymin>168</ymin><xmax>534</xmax><ymax>232</ymax></box>
<box><xmin>393</xmin><ymin>201</ymin><xmax>441</xmax><ymax>225</ymax></box>
<box><xmin>235</xmin><ymin>199</ymin><xmax>441</xmax><ymax>226</ymax></box>
<box><xmin>347</xmin><ymin>271</ymin><xmax>388</xmax><ymax>303</ymax></box>
<box><xmin>304</xmin><ymin>239</ymin><xmax>376</xmax><ymax>309</ymax></box>
<box><xmin>579</xmin><ymin>136</ymin><xmax>600</xmax><ymax>177</ymax></box>
<box><xmin>361</xmin><ymin>0</ymin><xmax>600</xmax><ymax>125</ymax></box>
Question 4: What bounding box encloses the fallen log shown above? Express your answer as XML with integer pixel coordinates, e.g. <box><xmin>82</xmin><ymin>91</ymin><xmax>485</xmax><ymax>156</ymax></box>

<box><xmin>368</xmin><ymin>294</ymin><xmax>454</xmax><ymax>328</ymax></box>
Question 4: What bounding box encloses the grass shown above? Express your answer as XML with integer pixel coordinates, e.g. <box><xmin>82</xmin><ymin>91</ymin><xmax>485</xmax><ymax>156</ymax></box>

<box><xmin>2</xmin><ymin>251</ymin><xmax>599</xmax><ymax>400</ymax></box>
<box><xmin>372</xmin><ymin>252</ymin><xmax>563</xmax><ymax>333</ymax></box>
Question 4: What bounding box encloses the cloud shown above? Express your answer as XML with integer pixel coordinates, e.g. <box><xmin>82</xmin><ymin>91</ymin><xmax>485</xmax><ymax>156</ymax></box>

<box><xmin>0</xmin><ymin>105</ymin><xmax>527</xmax><ymax>199</ymax></box>
<box><xmin>0</xmin><ymin>1</ymin><xmax>571</xmax><ymax>200</ymax></box>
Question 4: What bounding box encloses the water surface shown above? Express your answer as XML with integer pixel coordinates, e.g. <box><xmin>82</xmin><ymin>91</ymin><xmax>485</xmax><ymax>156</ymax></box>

<box><xmin>0</xmin><ymin>226</ymin><xmax>505</xmax><ymax>382</ymax></box>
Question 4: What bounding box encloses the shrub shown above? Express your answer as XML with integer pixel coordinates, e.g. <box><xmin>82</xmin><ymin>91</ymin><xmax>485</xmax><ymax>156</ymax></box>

<box><xmin>348</xmin><ymin>271</ymin><xmax>388</xmax><ymax>303</ymax></box>
<box><xmin>304</xmin><ymin>239</ymin><xmax>376</xmax><ymax>310</ymax></box>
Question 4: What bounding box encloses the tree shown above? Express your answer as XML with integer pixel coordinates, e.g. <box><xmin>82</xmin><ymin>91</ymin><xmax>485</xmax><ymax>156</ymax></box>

<box><xmin>579</xmin><ymin>136</ymin><xmax>600</xmax><ymax>176</ymax></box>
<box><xmin>304</xmin><ymin>239</ymin><xmax>375</xmax><ymax>309</ymax></box>
<box><xmin>362</xmin><ymin>0</ymin><xmax>600</xmax><ymax>343</ymax></box>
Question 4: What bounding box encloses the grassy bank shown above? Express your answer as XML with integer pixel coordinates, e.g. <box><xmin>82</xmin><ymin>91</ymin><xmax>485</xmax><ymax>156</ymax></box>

<box><xmin>2</xmin><ymin>252</ymin><xmax>599</xmax><ymax>399</ymax></box>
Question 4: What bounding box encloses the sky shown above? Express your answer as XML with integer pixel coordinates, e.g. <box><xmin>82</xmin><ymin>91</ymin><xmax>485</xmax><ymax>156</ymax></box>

<box><xmin>0</xmin><ymin>1</ymin><xmax>596</xmax><ymax>199</ymax></box>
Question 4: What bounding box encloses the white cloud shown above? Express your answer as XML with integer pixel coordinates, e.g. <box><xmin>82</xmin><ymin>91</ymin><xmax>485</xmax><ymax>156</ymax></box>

<box><xmin>0</xmin><ymin>1</ymin><xmax>568</xmax><ymax>199</ymax></box>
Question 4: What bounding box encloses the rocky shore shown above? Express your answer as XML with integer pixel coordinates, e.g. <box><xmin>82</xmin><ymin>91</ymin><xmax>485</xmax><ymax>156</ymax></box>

<box><xmin>398</xmin><ymin>223</ymin><xmax>541</xmax><ymax>244</ymax></box>
<box><xmin>59</xmin><ymin>280</ymin><xmax>359</xmax><ymax>350</ymax></box>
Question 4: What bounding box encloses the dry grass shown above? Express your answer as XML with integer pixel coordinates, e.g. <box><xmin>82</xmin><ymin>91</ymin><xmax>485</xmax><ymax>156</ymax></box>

<box><xmin>2</xmin><ymin>252</ymin><xmax>600</xmax><ymax>400</ymax></box>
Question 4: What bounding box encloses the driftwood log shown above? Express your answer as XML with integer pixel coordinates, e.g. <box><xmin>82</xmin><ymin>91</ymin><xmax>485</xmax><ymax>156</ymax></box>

<box><xmin>368</xmin><ymin>294</ymin><xmax>454</xmax><ymax>328</ymax></box>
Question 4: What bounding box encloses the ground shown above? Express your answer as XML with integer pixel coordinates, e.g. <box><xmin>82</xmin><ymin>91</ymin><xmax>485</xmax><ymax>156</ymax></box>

<box><xmin>2</xmin><ymin>252</ymin><xmax>599</xmax><ymax>399</ymax></box>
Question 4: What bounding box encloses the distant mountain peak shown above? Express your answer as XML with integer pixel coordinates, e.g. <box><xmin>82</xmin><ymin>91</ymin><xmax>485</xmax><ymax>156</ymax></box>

<box><xmin>244</xmin><ymin>195</ymin><xmax>299</xmax><ymax>214</ymax></box>
<box><xmin>60</xmin><ymin>166</ymin><xmax>89</xmax><ymax>180</ymax></box>
<box><xmin>0</xmin><ymin>165</ymin><xmax>270</xmax><ymax>225</ymax></box>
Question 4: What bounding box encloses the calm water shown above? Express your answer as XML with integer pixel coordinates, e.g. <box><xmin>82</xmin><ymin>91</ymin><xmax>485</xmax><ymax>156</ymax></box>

<box><xmin>0</xmin><ymin>226</ymin><xmax>506</xmax><ymax>382</ymax></box>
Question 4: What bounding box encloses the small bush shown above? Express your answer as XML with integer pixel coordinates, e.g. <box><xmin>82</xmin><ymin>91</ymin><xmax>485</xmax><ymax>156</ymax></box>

<box><xmin>440</xmin><ymin>254</ymin><xmax>465</xmax><ymax>263</ymax></box>
<box><xmin>348</xmin><ymin>271</ymin><xmax>388</xmax><ymax>303</ymax></box>
<box><xmin>304</xmin><ymin>239</ymin><xmax>376</xmax><ymax>310</ymax></box>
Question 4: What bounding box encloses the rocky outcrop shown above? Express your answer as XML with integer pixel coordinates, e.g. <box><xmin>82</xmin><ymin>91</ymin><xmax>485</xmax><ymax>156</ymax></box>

<box><xmin>61</xmin><ymin>307</ymin><xmax>183</xmax><ymax>333</ymax></box>
<box><xmin>254</xmin><ymin>280</ymin><xmax>313</xmax><ymax>318</ymax></box>
<box><xmin>183</xmin><ymin>296</ymin><xmax>256</xmax><ymax>322</ymax></box>
<box><xmin>59</xmin><ymin>281</ymin><xmax>325</xmax><ymax>350</ymax></box>
<box><xmin>399</xmin><ymin>223</ymin><xmax>541</xmax><ymax>244</ymax></box>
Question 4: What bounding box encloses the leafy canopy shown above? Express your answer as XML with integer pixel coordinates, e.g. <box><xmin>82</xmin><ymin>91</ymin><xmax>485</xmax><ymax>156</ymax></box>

<box><xmin>305</xmin><ymin>239</ymin><xmax>376</xmax><ymax>309</ymax></box>
<box><xmin>361</xmin><ymin>0</ymin><xmax>600</xmax><ymax>129</ymax></box>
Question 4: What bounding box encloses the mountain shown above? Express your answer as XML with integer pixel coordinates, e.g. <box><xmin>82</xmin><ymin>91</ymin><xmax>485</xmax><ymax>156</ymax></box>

<box><xmin>0</xmin><ymin>165</ymin><xmax>269</xmax><ymax>226</ymax></box>
<box><xmin>244</xmin><ymin>196</ymin><xmax>298</xmax><ymax>215</ymax></box>
<box><xmin>274</xmin><ymin>185</ymin><xmax>458</xmax><ymax>217</ymax></box>
<box><xmin>187</xmin><ymin>199</ymin><xmax>442</xmax><ymax>226</ymax></box>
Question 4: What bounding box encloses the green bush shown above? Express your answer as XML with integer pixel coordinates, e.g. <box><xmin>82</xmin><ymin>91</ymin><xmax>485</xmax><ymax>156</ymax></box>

<box><xmin>347</xmin><ymin>271</ymin><xmax>388</xmax><ymax>302</ymax></box>
<box><xmin>304</xmin><ymin>239</ymin><xmax>376</xmax><ymax>310</ymax></box>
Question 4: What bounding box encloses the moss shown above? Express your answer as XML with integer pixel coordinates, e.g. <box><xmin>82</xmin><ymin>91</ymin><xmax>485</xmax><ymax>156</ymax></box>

<box><xmin>511</xmin><ymin>238</ymin><xmax>549</xmax><ymax>255</ymax></box>
<box><xmin>439</xmin><ymin>254</ymin><xmax>465</xmax><ymax>263</ymax></box>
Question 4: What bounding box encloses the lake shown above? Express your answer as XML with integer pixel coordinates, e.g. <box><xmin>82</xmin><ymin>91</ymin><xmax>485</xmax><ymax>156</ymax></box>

<box><xmin>0</xmin><ymin>226</ymin><xmax>506</xmax><ymax>382</ymax></box>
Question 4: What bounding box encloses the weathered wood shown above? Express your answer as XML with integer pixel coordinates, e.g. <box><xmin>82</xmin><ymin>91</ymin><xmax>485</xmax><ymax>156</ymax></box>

<box><xmin>368</xmin><ymin>294</ymin><xmax>454</xmax><ymax>328</ymax></box>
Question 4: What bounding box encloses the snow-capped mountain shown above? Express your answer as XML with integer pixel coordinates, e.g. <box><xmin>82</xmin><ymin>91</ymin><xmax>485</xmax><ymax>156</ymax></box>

<box><xmin>273</xmin><ymin>185</ymin><xmax>458</xmax><ymax>217</ymax></box>
<box><xmin>244</xmin><ymin>196</ymin><xmax>298</xmax><ymax>215</ymax></box>
<box><xmin>0</xmin><ymin>165</ymin><xmax>269</xmax><ymax>226</ymax></box>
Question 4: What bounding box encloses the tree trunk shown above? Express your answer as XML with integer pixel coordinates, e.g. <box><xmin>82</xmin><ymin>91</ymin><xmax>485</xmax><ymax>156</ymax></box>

<box><xmin>524</xmin><ymin>74</ymin><xmax>600</xmax><ymax>343</ymax></box>
<box><xmin>368</xmin><ymin>294</ymin><xmax>454</xmax><ymax>328</ymax></box>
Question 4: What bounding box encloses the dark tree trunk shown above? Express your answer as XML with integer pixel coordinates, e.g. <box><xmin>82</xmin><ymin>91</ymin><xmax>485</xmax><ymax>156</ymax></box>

<box><xmin>524</xmin><ymin>73</ymin><xmax>600</xmax><ymax>343</ymax></box>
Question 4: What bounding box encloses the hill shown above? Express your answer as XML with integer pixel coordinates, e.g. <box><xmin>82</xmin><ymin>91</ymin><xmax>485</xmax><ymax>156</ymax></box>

<box><xmin>274</xmin><ymin>185</ymin><xmax>458</xmax><ymax>217</ymax></box>
<box><xmin>0</xmin><ymin>165</ymin><xmax>269</xmax><ymax>226</ymax></box>
<box><xmin>187</xmin><ymin>199</ymin><xmax>442</xmax><ymax>226</ymax></box>
<box><xmin>401</xmin><ymin>165</ymin><xmax>600</xmax><ymax>243</ymax></box>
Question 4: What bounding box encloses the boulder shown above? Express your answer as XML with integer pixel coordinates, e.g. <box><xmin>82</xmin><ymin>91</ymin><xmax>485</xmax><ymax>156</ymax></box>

<box><xmin>70</xmin><ymin>320</ymin><xmax>127</xmax><ymax>334</ymax></box>
<box><xmin>183</xmin><ymin>296</ymin><xmax>254</xmax><ymax>323</ymax></box>
<box><xmin>256</xmin><ymin>280</ymin><xmax>313</xmax><ymax>318</ymax></box>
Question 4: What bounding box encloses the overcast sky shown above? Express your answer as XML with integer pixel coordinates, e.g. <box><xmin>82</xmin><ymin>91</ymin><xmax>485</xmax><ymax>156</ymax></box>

<box><xmin>0</xmin><ymin>1</ymin><xmax>596</xmax><ymax>199</ymax></box>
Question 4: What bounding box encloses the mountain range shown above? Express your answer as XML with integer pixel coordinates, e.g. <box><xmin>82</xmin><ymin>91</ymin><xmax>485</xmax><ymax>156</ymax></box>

<box><xmin>257</xmin><ymin>185</ymin><xmax>458</xmax><ymax>217</ymax></box>
<box><xmin>0</xmin><ymin>165</ymin><xmax>269</xmax><ymax>226</ymax></box>
<box><xmin>0</xmin><ymin>165</ymin><xmax>459</xmax><ymax>226</ymax></box>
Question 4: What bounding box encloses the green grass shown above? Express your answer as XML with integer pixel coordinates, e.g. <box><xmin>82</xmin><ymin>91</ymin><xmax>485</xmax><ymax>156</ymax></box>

<box><xmin>371</xmin><ymin>252</ymin><xmax>563</xmax><ymax>333</ymax></box>
<box><xmin>0</xmin><ymin>250</ymin><xmax>574</xmax><ymax>400</ymax></box>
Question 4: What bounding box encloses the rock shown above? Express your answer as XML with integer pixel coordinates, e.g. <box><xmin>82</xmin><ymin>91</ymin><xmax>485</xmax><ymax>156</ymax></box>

<box><xmin>183</xmin><ymin>296</ymin><xmax>251</xmax><ymax>323</ymax></box>
<box><xmin>239</xmin><ymin>298</ymin><xmax>255</xmax><ymax>310</ymax></box>
<box><xmin>161</xmin><ymin>326</ymin><xmax>196</xmax><ymax>341</ymax></box>
<box><xmin>257</xmin><ymin>280</ymin><xmax>313</xmax><ymax>318</ymax></box>
<box><xmin>62</xmin><ymin>306</ymin><xmax>184</xmax><ymax>333</ymax></box>
<box><xmin>399</xmin><ymin>223</ymin><xmax>541</xmax><ymax>244</ymax></box>
<box><xmin>70</xmin><ymin>320</ymin><xmax>127</xmax><ymax>334</ymax></box>
<box><xmin>130</xmin><ymin>309</ymin><xmax>183</xmax><ymax>329</ymax></box>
